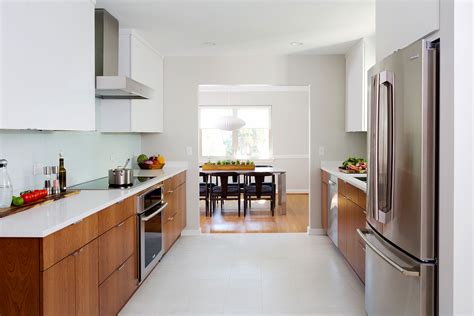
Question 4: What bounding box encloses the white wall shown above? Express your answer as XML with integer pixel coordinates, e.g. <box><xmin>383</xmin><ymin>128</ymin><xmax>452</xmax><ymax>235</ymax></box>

<box><xmin>141</xmin><ymin>55</ymin><xmax>367</xmax><ymax>233</ymax></box>
<box><xmin>437</xmin><ymin>0</ymin><xmax>474</xmax><ymax>314</ymax></box>
<box><xmin>198</xmin><ymin>87</ymin><xmax>310</xmax><ymax>193</ymax></box>
<box><xmin>376</xmin><ymin>0</ymin><xmax>439</xmax><ymax>61</ymax></box>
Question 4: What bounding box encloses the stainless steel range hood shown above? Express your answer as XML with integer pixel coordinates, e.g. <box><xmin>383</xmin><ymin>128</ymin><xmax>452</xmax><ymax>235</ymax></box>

<box><xmin>95</xmin><ymin>9</ymin><xmax>153</xmax><ymax>100</ymax></box>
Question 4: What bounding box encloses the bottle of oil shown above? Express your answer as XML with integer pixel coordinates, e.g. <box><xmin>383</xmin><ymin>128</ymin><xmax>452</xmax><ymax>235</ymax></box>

<box><xmin>59</xmin><ymin>152</ymin><xmax>67</xmax><ymax>193</ymax></box>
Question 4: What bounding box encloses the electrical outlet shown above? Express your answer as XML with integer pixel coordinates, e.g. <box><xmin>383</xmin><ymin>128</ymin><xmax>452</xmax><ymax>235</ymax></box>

<box><xmin>33</xmin><ymin>163</ymin><xmax>44</xmax><ymax>175</ymax></box>
<box><xmin>318</xmin><ymin>146</ymin><xmax>325</xmax><ymax>156</ymax></box>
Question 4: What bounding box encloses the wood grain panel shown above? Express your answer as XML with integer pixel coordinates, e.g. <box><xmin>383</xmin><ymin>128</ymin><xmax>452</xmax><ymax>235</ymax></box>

<box><xmin>98</xmin><ymin>197</ymin><xmax>135</xmax><ymax>235</ymax></box>
<box><xmin>0</xmin><ymin>238</ymin><xmax>40</xmax><ymax>316</ymax></box>
<box><xmin>321</xmin><ymin>170</ymin><xmax>329</xmax><ymax>184</ymax></box>
<box><xmin>357</xmin><ymin>188</ymin><xmax>367</xmax><ymax>210</ymax></box>
<box><xmin>42</xmin><ymin>255</ymin><xmax>75</xmax><ymax>316</ymax></box>
<box><xmin>321</xmin><ymin>181</ymin><xmax>328</xmax><ymax>231</ymax></box>
<box><xmin>41</xmin><ymin>213</ymin><xmax>98</xmax><ymax>270</ymax></box>
<box><xmin>99</xmin><ymin>255</ymin><xmax>136</xmax><ymax>316</ymax></box>
<box><xmin>178</xmin><ymin>183</ymin><xmax>187</xmax><ymax>231</ymax></box>
<box><xmin>75</xmin><ymin>240</ymin><xmax>99</xmax><ymax>316</ymax></box>
<box><xmin>98</xmin><ymin>216</ymin><xmax>135</xmax><ymax>284</ymax></box>
<box><xmin>337</xmin><ymin>193</ymin><xmax>348</xmax><ymax>258</ymax></box>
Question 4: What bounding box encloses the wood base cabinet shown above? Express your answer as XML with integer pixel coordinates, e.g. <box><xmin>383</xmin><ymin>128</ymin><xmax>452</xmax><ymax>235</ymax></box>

<box><xmin>164</xmin><ymin>172</ymin><xmax>187</xmax><ymax>252</ymax></box>
<box><xmin>337</xmin><ymin>178</ymin><xmax>367</xmax><ymax>283</ymax></box>
<box><xmin>321</xmin><ymin>171</ymin><xmax>329</xmax><ymax>231</ymax></box>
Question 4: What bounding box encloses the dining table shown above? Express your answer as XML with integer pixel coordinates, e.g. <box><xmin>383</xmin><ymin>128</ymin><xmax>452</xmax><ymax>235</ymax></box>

<box><xmin>199</xmin><ymin>167</ymin><xmax>287</xmax><ymax>214</ymax></box>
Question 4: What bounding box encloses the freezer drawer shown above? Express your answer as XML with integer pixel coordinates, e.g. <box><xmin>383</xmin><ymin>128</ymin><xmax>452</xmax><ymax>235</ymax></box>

<box><xmin>358</xmin><ymin>227</ymin><xmax>435</xmax><ymax>316</ymax></box>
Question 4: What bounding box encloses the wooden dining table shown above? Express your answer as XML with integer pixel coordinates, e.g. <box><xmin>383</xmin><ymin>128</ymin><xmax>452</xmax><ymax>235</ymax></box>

<box><xmin>199</xmin><ymin>167</ymin><xmax>287</xmax><ymax>214</ymax></box>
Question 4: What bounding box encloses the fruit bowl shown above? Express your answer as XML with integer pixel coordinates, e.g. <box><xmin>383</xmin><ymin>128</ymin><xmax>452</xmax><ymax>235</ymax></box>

<box><xmin>138</xmin><ymin>162</ymin><xmax>165</xmax><ymax>170</ymax></box>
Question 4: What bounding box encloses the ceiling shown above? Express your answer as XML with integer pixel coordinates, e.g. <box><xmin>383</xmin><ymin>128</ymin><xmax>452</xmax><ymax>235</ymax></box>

<box><xmin>96</xmin><ymin>0</ymin><xmax>375</xmax><ymax>56</ymax></box>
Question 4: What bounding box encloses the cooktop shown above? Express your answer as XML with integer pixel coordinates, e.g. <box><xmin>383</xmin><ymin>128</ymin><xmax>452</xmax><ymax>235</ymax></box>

<box><xmin>70</xmin><ymin>176</ymin><xmax>156</xmax><ymax>190</ymax></box>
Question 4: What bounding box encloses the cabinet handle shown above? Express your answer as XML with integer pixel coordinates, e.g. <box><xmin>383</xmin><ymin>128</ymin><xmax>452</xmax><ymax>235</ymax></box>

<box><xmin>168</xmin><ymin>190</ymin><xmax>174</xmax><ymax>194</ymax></box>
<box><xmin>118</xmin><ymin>262</ymin><xmax>126</xmax><ymax>271</ymax></box>
<box><xmin>72</xmin><ymin>219</ymin><xmax>83</xmax><ymax>225</ymax></box>
<box><xmin>168</xmin><ymin>217</ymin><xmax>174</xmax><ymax>221</ymax></box>
<box><xmin>72</xmin><ymin>247</ymin><xmax>84</xmax><ymax>256</ymax></box>
<box><xmin>117</xmin><ymin>221</ymin><xmax>126</xmax><ymax>228</ymax></box>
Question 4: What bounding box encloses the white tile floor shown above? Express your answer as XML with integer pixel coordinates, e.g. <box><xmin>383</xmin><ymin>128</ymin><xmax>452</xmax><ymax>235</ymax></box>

<box><xmin>120</xmin><ymin>234</ymin><xmax>366</xmax><ymax>316</ymax></box>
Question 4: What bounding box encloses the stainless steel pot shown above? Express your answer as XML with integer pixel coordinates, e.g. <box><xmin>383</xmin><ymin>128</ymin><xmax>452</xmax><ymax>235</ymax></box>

<box><xmin>108</xmin><ymin>159</ymin><xmax>133</xmax><ymax>187</ymax></box>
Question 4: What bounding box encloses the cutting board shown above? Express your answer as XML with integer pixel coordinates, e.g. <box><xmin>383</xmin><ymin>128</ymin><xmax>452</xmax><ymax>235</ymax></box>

<box><xmin>0</xmin><ymin>190</ymin><xmax>80</xmax><ymax>218</ymax></box>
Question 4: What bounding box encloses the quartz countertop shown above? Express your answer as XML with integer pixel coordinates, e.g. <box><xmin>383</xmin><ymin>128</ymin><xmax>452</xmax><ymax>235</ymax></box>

<box><xmin>0</xmin><ymin>166</ymin><xmax>187</xmax><ymax>238</ymax></box>
<box><xmin>320</xmin><ymin>161</ymin><xmax>367</xmax><ymax>192</ymax></box>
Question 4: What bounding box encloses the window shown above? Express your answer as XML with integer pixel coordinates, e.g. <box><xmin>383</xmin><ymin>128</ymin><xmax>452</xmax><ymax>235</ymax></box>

<box><xmin>199</xmin><ymin>106</ymin><xmax>271</xmax><ymax>160</ymax></box>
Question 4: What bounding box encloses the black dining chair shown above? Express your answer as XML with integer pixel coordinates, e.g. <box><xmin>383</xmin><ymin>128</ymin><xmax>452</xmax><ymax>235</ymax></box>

<box><xmin>243</xmin><ymin>172</ymin><xmax>276</xmax><ymax>216</ymax></box>
<box><xmin>199</xmin><ymin>172</ymin><xmax>211</xmax><ymax>216</ymax></box>
<box><xmin>210</xmin><ymin>172</ymin><xmax>241</xmax><ymax>216</ymax></box>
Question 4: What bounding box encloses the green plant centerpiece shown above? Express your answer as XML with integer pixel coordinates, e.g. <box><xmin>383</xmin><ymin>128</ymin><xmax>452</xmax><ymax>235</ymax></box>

<box><xmin>202</xmin><ymin>160</ymin><xmax>256</xmax><ymax>170</ymax></box>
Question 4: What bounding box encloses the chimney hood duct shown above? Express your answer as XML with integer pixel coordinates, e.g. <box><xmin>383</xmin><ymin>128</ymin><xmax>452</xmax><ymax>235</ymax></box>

<box><xmin>95</xmin><ymin>9</ymin><xmax>153</xmax><ymax>100</ymax></box>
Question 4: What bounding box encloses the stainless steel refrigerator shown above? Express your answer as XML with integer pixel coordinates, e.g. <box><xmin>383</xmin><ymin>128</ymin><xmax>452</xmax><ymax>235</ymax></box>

<box><xmin>358</xmin><ymin>39</ymin><xmax>438</xmax><ymax>315</ymax></box>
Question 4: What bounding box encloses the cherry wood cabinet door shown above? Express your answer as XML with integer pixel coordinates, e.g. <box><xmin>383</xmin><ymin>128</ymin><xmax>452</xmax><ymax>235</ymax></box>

<box><xmin>98</xmin><ymin>216</ymin><xmax>136</xmax><ymax>284</ymax></box>
<box><xmin>337</xmin><ymin>193</ymin><xmax>347</xmax><ymax>258</ymax></box>
<box><xmin>75</xmin><ymin>240</ymin><xmax>99</xmax><ymax>316</ymax></box>
<box><xmin>321</xmin><ymin>181</ymin><xmax>328</xmax><ymax>231</ymax></box>
<box><xmin>177</xmin><ymin>183</ymin><xmax>187</xmax><ymax>231</ymax></box>
<box><xmin>42</xmin><ymin>255</ymin><xmax>76</xmax><ymax>316</ymax></box>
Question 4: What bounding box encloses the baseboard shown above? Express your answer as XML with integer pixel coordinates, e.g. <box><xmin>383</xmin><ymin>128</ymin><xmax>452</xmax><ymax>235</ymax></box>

<box><xmin>307</xmin><ymin>227</ymin><xmax>326</xmax><ymax>235</ymax></box>
<box><xmin>181</xmin><ymin>228</ymin><xmax>202</xmax><ymax>236</ymax></box>
<box><xmin>285</xmin><ymin>190</ymin><xmax>309</xmax><ymax>194</ymax></box>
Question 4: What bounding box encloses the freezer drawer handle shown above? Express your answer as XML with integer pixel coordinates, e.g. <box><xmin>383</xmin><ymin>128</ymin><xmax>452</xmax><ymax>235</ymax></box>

<box><xmin>357</xmin><ymin>229</ymin><xmax>420</xmax><ymax>277</ymax></box>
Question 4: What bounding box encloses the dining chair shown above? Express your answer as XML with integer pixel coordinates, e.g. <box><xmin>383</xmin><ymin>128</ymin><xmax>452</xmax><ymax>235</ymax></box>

<box><xmin>210</xmin><ymin>172</ymin><xmax>241</xmax><ymax>216</ymax></box>
<box><xmin>199</xmin><ymin>172</ymin><xmax>211</xmax><ymax>216</ymax></box>
<box><xmin>243</xmin><ymin>172</ymin><xmax>276</xmax><ymax>216</ymax></box>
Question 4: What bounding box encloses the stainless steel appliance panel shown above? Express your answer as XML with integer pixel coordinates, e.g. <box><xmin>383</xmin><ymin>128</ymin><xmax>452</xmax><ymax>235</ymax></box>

<box><xmin>327</xmin><ymin>175</ymin><xmax>338</xmax><ymax>246</ymax></box>
<box><xmin>367</xmin><ymin>40</ymin><xmax>437</xmax><ymax>261</ymax></box>
<box><xmin>360</xmin><ymin>227</ymin><xmax>435</xmax><ymax>316</ymax></box>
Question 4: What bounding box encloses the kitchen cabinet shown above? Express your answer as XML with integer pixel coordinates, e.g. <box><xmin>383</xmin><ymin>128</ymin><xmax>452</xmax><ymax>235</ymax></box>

<box><xmin>100</xmin><ymin>30</ymin><xmax>164</xmax><ymax>133</ymax></box>
<box><xmin>345</xmin><ymin>37</ymin><xmax>375</xmax><ymax>132</ymax></box>
<box><xmin>321</xmin><ymin>171</ymin><xmax>329</xmax><ymax>231</ymax></box>
<box><xmin>164</xmin><ymin>172</ymin><xmax>187</xmax><ymax>252</ymax></box>
<box><xmin>0</xmin><ymin>174</ymin><xmax>187</xmax><ymax>315</ymax></box>
<box><xmin>42</xmin><ymin>239</ymin><xmax>99</xmax><ymax>316</ymax></box>
<box><xmin>376</xmin><ymin>0</ymin><xmax>439</xmax><ymax>61</ymax></box>
<box><xmin>337</xmin><ymin>179</ymin><xmax>366</xmax><ymax>283</ymax></box>
<box><xmin>1</xmin><ymin>1</ymin><xmax>95</xmax><ymax>131</ymax></box>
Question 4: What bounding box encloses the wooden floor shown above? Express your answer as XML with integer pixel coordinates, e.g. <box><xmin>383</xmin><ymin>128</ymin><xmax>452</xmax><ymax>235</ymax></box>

<box><xmin>200</xmin><ymin>194</ymin><xmax>309</xmax><ymax>233</ymax></box>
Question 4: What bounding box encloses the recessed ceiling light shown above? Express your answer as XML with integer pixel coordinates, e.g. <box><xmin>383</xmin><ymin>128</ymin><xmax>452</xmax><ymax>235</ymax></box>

<box><xmin>290</xmin><ymin>42</ymin><xmax>304</xmax><ymax>46</ymax></box>
<box><xmin>203</xmin><ymin>42</ymin><xmax>216</xmax><ymax>46</ymax></box>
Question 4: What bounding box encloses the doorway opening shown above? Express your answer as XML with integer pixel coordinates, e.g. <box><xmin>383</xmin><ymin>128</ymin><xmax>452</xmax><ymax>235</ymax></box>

<box><xmin>197</xmin><ymin>84</ymin><xmax>310</xmax><ymax>233</ymax></box>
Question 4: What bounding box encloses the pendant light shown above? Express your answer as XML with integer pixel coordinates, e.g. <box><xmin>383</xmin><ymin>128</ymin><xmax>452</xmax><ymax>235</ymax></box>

<box><xmin>214</xmin><ymin>88</ymin><xmax>246</xmax><ymax>131</ymax></box>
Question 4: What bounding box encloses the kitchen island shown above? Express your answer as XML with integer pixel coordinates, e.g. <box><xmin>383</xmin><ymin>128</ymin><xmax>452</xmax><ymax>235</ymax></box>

<box><xmin>0</xmin><ymin>165</ymin><xmax>187</xmax><ymax>316</ymax></box>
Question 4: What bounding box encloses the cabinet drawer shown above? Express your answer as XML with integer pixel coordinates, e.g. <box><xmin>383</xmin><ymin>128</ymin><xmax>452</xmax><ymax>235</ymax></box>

<box><xmin>98</xmin><ymin>197</ymin><xmax>136</xmax><ymax>235</ymax></box>
<box><xmin>98</xmin><ymin>216</ymin><xmax>136</xmax><ymax>284</ymax></box>
<box><xmin>357</xmin><ymin>189</ymin><xmax>367</xmax><ymax>210</ymax></box>
<box><xmin>99</xmin><ymin>255</ymin><xmax>137</xmax><ymax>316</ymax></box>
<box><xmin>163</xmin><ymin>171</ymin><xmax>186</xmax><ymax>193</ymax></box>
<box><xmin>41</xmin><ymin>213</ymin><xmax>98</xmax><ymax>270</ymax></box>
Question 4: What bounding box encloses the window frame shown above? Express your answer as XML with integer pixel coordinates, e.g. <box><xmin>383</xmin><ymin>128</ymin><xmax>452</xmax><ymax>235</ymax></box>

<box><xmin>198</xmin><ymin>105</ymin><xmax>273</xmax><ymax>161</ymax></box>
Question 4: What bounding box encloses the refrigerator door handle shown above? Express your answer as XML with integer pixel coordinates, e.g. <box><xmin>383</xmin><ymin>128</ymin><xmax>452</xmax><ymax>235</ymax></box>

<box><xmin>374</xmin><ymin>71</ymin><xmax>395</xmax><ymax>224</ymax></box>
<box><xmin>357</xmin><ymin>229</ymin><xmax>420</xmax><ymax>277</ymax></box>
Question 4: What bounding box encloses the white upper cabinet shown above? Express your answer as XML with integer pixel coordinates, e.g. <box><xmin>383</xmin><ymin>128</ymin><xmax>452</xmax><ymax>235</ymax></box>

<box><xmin>0</xmin><ymin>1</ymin><xmax>95</xmax><ymax>131</ymax></box>
<box><xmin>99</xmin><ymin>30</ymin><xmax>164</xmax><ymax>133</ymax></box>
<box><xmin>376</xmin><ymin>0</ymin><xmax>439</xmax><ymax>61</ymax></box>
<box><xmin>345</xmin><ymin>37</ymin><xmax>375</xmax><ymax>132</ymax></box>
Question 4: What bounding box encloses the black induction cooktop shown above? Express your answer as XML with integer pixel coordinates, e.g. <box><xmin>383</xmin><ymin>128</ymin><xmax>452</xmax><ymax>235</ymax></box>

<box><xmin>70</xmin><ymin>176</ymin><xmax>156</xmax><ymax>190</ymax></box>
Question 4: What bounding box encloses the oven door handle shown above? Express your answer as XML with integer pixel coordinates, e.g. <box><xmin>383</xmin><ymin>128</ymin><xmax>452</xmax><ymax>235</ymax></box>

<box><xmin>141</xmin><ymin>202</ymin><xmax>168</xmax><ymax>222</ymax></box>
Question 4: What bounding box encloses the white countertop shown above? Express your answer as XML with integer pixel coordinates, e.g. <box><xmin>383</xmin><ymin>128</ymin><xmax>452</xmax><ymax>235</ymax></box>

<box><xmin>0</xmin><ymin>166</ymin><xmax>187</xmax><ymax>238</ymax></box>
<box><xmin>321</xmin><ymin>161</ymin><xmax>367</xmax><ymax>192</ymax></box>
